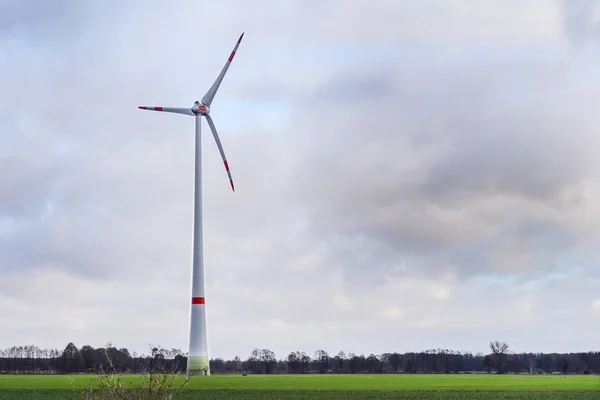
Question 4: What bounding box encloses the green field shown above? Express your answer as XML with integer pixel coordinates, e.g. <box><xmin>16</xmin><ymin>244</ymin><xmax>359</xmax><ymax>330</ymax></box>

<box><xmin>0</xmin><ymin>374</ymin><xmax>598</xmax><ymax>399</ymax></box>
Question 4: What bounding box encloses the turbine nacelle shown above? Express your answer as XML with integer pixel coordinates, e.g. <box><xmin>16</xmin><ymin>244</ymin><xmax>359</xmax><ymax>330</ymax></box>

<box><xmin>192</xmin><ymin>102</ymin><xmax>210</xmax><ymax>115</ymax></box>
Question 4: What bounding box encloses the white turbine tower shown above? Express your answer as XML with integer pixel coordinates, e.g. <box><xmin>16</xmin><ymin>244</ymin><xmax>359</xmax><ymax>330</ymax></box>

<box><xmin>138</xmin><ymin>32</ymin><xmax>244</xmax><ymax>377</ymax></box>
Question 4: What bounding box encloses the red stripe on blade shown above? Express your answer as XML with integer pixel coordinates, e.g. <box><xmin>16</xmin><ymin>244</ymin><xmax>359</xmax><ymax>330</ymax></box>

<box><xmin>192</xmin><ymin>297</ymin><xmax>205</xmax><ymax>304</ymax></box>
<box><xmin>228</xmin><ymin>51</ymin><xmax>236</xmax><ymax>62</ymax></box>
<box><xmin>230</xmin><ymin>180</ymin><xmax>235</xmax><ymax>191</ymax></box>
<box><xmin>138</xmin><ymin>106</ymin><xmax>147</xmax><ymax>109</ymax></box>
<box><xmin>223</xmin><ymin>160</ymin><xmax>230</xmax><ymax>171</ymax></box>
<box><xmin>155</xmin><ymin>106</ymin><xmax>163</xmax><ymax>111</ymax></box>
<box><xmin>237</xmin><ymin>33</ymin><xmax>244</xmax><ymax>43</ymax></box>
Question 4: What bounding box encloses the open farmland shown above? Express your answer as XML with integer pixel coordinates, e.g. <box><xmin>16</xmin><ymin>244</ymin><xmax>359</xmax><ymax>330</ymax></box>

<box><xmin>0</xmin><ymin>373</ymin><xmax>598</xmax><ymax>399</ymax></box>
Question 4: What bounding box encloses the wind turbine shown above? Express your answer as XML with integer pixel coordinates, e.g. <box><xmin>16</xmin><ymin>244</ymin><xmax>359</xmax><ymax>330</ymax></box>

<box><xmin>138</xmin><ymin>32</ymin><xmax>244</xmax><ymax>377</ymax></box>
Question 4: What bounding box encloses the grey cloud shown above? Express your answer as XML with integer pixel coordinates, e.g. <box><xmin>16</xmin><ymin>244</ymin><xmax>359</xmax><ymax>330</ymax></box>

<box><xmin>0</xmin><ymin>0</ymin><xmax>108</xmax><ymax>49</ymax></box>
<box><xmin>269</xmin><ymin>0</ymin><xmax>559</xmax><ymax>45</ymax></box>
<box><xmin>0</xmin><ymin>1</ymin><xmax>72</xmax><ymax>32</ymax></box>
<box><xmin>290</xmin><ymin>48</ymin><xmax>600</xmax><ymax>283</ymax></box>
<box><xmin>560</xmin><ymin>0</ymin><xmax>600</xmax><ymax>46</ymax></box>
<box><xmin>314</xmin><ymin>70</ymin><xmax>395</xmax><ymax>103</ymax></box>
<box><xmin>0</xmin><ymin>127</ymin><xmax>63</xmax><ymax>216</ymax></box>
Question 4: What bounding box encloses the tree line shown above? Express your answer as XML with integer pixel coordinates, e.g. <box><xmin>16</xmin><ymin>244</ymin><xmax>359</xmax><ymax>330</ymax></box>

<box><xmin>0</xmin><ymin>341</ymin><xmax>598</xmax><ymax>375</ymax></box>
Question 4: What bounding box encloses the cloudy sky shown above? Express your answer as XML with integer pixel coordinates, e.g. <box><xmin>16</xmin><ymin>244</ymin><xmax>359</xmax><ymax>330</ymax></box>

<box><xmin>1</xmin><ymin>0</ymin><xmax>600</xmax><ymax>359</ymax></box>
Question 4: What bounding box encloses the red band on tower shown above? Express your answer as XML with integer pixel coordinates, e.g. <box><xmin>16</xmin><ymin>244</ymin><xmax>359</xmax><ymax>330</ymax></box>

<box><xmin>192</xmin><ymin>297</ymin><xmax>205</xmax><ymax>304</ymax></box>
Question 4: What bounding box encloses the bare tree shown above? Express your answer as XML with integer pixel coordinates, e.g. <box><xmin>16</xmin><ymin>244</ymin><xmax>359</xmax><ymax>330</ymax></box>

<box><xmin>489</xmin><ymin>341</ymin><xmax>509</xmax><ymax>374</ymax></box>
<box><xmin>333</xmin><ymin>351</ymin><xmax>346</xmax><ymax>373</ymax></box>
<box><xmin>314</xmin><ymin>350</ymin><xmax>329</xmax><ymax>373</ymax></box>
<box><xmin>286</xmin><ymin>352</ymin><xmax>300</xmax><ymax>374</ymax></box>
<box><xmin>260</xmin><ymin>349</ymin><xmax>277</xmax><ymax>374</ymax></box>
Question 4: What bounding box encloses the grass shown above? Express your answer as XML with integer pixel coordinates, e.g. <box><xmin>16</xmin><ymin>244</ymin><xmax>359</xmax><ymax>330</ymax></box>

<box><xmin>0</xmin><ymin>389</ymin><xmax>599</xmax><ymax>400</ymax></box>
<box><xmin>0</xmin><ymin>374</ymin><xmax>598</xmax><ymax>399</ymax></box>
<box><xmin>0</xmin><ymin>373</ymin><xmax>598</xmax><ymax>391</ymax></box>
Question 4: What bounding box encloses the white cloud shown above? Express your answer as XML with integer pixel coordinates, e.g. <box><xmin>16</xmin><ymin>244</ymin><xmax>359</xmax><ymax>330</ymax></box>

<box><xmin>380</xmin><ymin>307</ymin><xmax>406</xmax><ymax>320</ymax></box>
<box><xmin>592</xmin><ymin>299</ymin><xmax>600</xmax><ymax>315</ymax></box>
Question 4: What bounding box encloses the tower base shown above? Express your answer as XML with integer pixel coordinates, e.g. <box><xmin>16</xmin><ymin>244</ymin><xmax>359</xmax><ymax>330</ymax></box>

<box><xmin>187</xmin><ymin>356</ymin><xmax>210</xmax><ymax>377</ymax></box>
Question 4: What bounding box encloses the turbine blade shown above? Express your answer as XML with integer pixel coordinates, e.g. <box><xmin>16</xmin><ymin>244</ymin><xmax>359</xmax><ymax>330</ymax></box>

<box><xmin>200</xmin><ymin>32</ymin><xmax>244</xmax><ymax>107</ymax></box>
<box><xmin>138</xmin><ymin>106</ymin><xmax>194</xmax><ymax>116</ymax></box>
<box><xmin>204</xmin><ymin>114</ymin><xmax>235</xmax><ymax>191</ymax></box>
